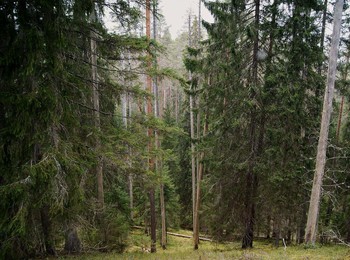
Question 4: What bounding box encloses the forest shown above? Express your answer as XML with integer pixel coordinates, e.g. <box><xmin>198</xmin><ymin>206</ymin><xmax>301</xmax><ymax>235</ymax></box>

<box><xmin>1</xmin><ymin>0</ymin><xmax>350</xmax><ymax>259</ymax></box>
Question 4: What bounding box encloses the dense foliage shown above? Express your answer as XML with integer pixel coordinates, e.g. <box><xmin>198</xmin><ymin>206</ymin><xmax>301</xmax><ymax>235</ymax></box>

<box><xmin>1</xmin><ymin>0</ymin><xmax>350</xmax><ymax>258</ymax></box>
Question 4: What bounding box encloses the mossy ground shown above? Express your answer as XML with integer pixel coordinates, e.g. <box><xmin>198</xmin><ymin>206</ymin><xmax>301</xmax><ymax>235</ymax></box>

<box><xmin>59</xmin><ymin>229</ymin><xmax>350</xmax><ymax>259</ymax></box>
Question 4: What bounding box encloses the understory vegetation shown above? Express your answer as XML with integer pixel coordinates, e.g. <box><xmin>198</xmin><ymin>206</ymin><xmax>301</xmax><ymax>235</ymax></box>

<box><xmin>60</xmin><ymin>229</ymin><xmax>350</xmax><ymax>259</ymax></box>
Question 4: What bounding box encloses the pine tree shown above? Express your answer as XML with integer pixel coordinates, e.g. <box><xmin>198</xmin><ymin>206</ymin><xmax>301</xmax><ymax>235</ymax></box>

<box><xmin>305</xmin><ymin>0</ymin><xmax>344</xmax><ymax>246</ymax></box>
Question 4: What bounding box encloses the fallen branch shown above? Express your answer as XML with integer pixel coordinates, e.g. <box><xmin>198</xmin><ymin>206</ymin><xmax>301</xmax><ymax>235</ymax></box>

<box><xmin>132</xmin><ymin>226</ymin><xmax>212</xmax><ymax>242</ymax></box>
<box><xmin>323</xmin><ymin>230</ymin><xmax>350</xmax><ymax>247</ymax></box>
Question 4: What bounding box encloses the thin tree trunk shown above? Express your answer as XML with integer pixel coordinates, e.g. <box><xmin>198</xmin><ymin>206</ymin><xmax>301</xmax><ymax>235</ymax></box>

<box><xmin>319</xmin><ymin>0</ymin><xmax>328</xmax><ymax>75</ymax></box>
<box><xmin>40</xmin><ymin>205</ymin><xmax>56</xmax><ymax>256</ymax></box>
<box><xmin>175</xmin><ymin>88</ymin><xmax>179</xmax><ymax>123</ymax></box>
<box><xmin>90</xmin><ymin>10</ymin><xmax>104</xmax><ymax>209</ymax></box>
<box><xmin>152</xmin><ymin>0</ymin><xmax>167</xmax><ymax>249</ymax></box>
<box><xmin>304</xmin><ymin>0</ymin><xmax>344</xmax><ymax>245</ymax></box>
<box><xmin>33</xmin><ymin>142</ymin><xmax>56</xmax><ymax>256</ymax></box>
<box><xmin>160</xmin><ymin>182</ymin><xmax>166</xmax><ymax>249</ymax></box>
<box><xmin>188</xmin><ymin>14</ymin><xmax>197</xmax><ymax>240</ymax></box>
<box><xmin>64</xmin><ymin>226</ymin><xmax>81</xmax><ymax>253</ymax></box>
<box><xmin>193</xmin><ymin>1</ymin><xmax>203</xmax><ymax>249</ymax></box>
<box><xmin>128</xmin><ymin>171</ymin><xmax>134</xmax><ymax>220</ymax></box>
<box><xmin>194</xmin><ymin>116</ymin><xmax>207</xmax><ymax>249</ymax></box>
<box><xmin>336</xmin><ymin>96</ymin><xmax>344</xmax><ymax>142</ymax></box>
<box><xmin>346</xmin><ymin>207</ymin><xmax>350</xmax><ymax>242</ymax></box>
<box><xmin>242</xmin><ymin>0</ymin><xmax>260</xmax><ymax>249</ymax></box>
<box><xmin>146</xmin><ymin>0</ymin><xmax>156</xmax><ymax>253</ymax></box>
<box><xmin>336</xmin><ymin>52</ymin><xmax>348</xmax><ymax>142</ymax></box>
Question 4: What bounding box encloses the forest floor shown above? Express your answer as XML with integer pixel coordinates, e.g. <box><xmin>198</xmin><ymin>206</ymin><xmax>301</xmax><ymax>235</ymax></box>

<box><xmin>60</xmin><ymin>229</ymin><xmax>350</xmax><ymax>259</ymax></box>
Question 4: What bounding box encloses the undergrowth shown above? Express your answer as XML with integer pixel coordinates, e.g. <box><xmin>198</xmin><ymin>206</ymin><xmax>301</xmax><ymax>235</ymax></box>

<box><xmin>58</xmin><ymin>229</ymin><xmax>350</xmax><ymax>259</ymax></box>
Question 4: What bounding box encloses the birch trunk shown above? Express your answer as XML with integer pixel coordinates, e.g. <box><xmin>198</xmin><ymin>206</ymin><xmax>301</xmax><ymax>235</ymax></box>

<box><xmin>304</xmin><ymin>0</ymin><xmax>344</xmax><ymax>245</ymax></box>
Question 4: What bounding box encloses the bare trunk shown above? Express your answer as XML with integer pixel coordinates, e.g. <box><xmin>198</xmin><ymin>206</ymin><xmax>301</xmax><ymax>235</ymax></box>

<box><xmin>188</xmin><ymin>14</ymin><xmax>197</xmax><ymax>240</ymax></box>
<box><xmin>90</xmin><ymin>11</ymin><xmax>104</xmax><ymax>209</ymax></box>
<box><xmin>336</xmin><ymin>96</ymin><xmax>344</xmax><ymax>142</ymax></box>
<box><xmin>320</xmin><ymin>0</ymin><xmax>328</xmax><ymax>53</ymax></box>
<box><xmin>128</xmin><ymin>172</ymin><xmax>134</xmax><ymax>220</ymax></box>
<box><xmin>193</xmin><ymin>43</ymin><xmax>206</xmax><ymax>248</ymax></box>
<box><xmin>318</xmin><ymin>0</ymin><xmax>328</xmax><ymax>75</ymax></box>
<box><xmin>194</xmin><ymin>123</ymin><xmax>206</xmax><ymax>249</ymax></box>
<box><xmin>160</xmin><ymin>183</ymin><xmax>167</xmax><ymax>249</ymax></box>
<box><xmin>146</xmin><ymin>0</ymin><xmax>156</xmax><ymax>253</ymax></box>
<box><xmin>242</xmin><ymin>0</ymin><xmax>260</xmax><ymax>249</ymax></box>
<box><xmin>121</xmin><ymin>56</ymin><xmax>134</xmax><ymax>221</ymax></box>
<box><xmin>175</xmin><ymin>88</ymin><xmax>179</xmax><ymax>123</ymax></box>
<box><xmin>128</xmin><ymin>100</ymin><xmax>134</xmax><ymax>221</ymax></box>
<box><xmin>148</xmin><ymin>189</ymin><xmax>157</xmax><ymax>252</ymax></box>
<box><xmin>152</xmin><ymin>1</ymin><xmax>167</xmax><ymax>249</ymax></box>
<box><xmin>304</xmin><ymin>0</ymin><xmax>344</xmax><ymax>245</ymax></box>
<box><xmin>346</xmin><ymin>211</ymin><xmax>350</xmax><ymax>242</ymax></box>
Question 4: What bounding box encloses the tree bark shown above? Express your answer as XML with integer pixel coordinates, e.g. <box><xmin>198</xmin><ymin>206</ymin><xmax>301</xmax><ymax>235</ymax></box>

<box><xmin>242</xmin><ymin>0</ymin><xmax>260</xmax><ymax>249</ymax></box>
<box><xmin>188</xmin><ymin>14</ymin><xmax>197</xmax><ymax>242</ymax></box>
<box><xmin>319</xmin><ymin>0</ymin><xmax>328</xmax><ymax>75</ymax></box>
<box><xmin>194</xmin><ymin>117</ymin><xmax>207</xmax><ymax>249</ymax></box>
<box><xmin>304</xmin><ymin>0</ymin><xmax>344</xmax><ymax>246</ymax></box>
<box><xmin>146</xmin><ymin>0</ymin><xmax>156</xmax><ymax>253</ymax></box>
<box><xmin>32</xmin><ymin>139</ymin><xmax>57</xmax><ymax>256</ymax></box>
<box><xmin>64</xmin><ymin>227</ymin><xmax>81</xmax><ymax>253</ymax></box>
<box><xmin>193</xmin><ymin>1</ymin><xmax>203</xmax><ymax>249</ymax></box>
<box><xmin>40</xmin><ymin>205</ymin><xmax>56</xmax><ymax>256</ymax></box>
<box><xmin>160</xmin><ymin>183</ymin><xmax>167</xmax><ymax>249</ymax></box>
<box><xmin>336</xmin><ymin>96</ymin><xmax>344</xmax><ymax>142</ymax></box>
<box><xmin>90</xmin><ymin>10</ymin><xmax>104</xmax><ymax>209</ymax></box>
<box><xmin>152</xmin><ymin>0</ymin><xmax>167</xmax><ymax>249</ymax></box>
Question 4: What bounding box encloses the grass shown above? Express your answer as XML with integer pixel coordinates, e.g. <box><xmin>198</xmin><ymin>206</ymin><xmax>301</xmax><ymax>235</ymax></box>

<box><xmin>59</xmin><ymin>229</ymin><xmax>350</xmax><ymax>259</ymax></box>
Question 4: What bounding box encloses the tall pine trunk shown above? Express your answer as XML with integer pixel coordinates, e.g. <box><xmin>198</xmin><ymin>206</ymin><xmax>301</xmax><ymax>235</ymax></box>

<box><xmin>304</xmin><ymin>0</ymin><xmax>344</xmax><ymax>245</ymax></box>
<box><xmin>146</xmin><ymin>0</ymin><xmax>156</xmax><ymax>253</ymax></box>
<box><xmin>188</xmin><ymin>14</ymin><xmax>197</xmax><ymax>241</ymax></box>
<box><xmin>90</xmin><ymin>10</ymin><xmax>104</xmax><ymax>209</ymax></box>
<box><xmin>193</xmin><ymin>1</ymin><xmax>203</xmax><ymax>249</ymax></box>
<box><xmin>242</xmin><ymin>0</ymin><xmax>260</xmax><ymax>249</ymax></box>
<box><xmin>152</xmin><ymin>0</ymin><xmax>167</xmax><ymax>249</ymax></box>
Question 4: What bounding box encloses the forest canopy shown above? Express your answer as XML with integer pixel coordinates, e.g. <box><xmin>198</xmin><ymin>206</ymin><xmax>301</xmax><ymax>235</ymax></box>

<box><xmin>1</xmin><ymin>0</ymin><xmax>350</xmax><ymax>258</ymax></box>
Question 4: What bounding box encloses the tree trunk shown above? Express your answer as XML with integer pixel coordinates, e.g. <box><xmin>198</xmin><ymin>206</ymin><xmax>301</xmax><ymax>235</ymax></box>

<box><xmin>128</xmin><ymin>171</ymin><xmax>134</xmax><ymax>221</ymax></box>
<box><xmin>146</xmin><ymin>0</ymin><xmax>156</xmax><ymax>253</ymax></box>
<box><xmin>152</xmin><ymin>0</ymin><xmax>167</xmax><ymax>249</ymax></box>
<box><xmin>193</xmin><ymin>1</ymin><xmax>203</xmax><ymax>249</ymax></box>
<box><xmin>297</xmin><ymin>201</ymin><xmax>307</xmax><ymax>244</ymax></box>
<box><xmin>194</xmin><ymin>117</ymin><xmax>207</xmax><ymax>249</ymax></box>
<box><xmin>336</xmin><ymin>95</ymin><xmax>344</xmax><ymax>142</ymax></box>
<box><xmin>188</xmin><ymin>14</ymin><xmax>197</xmax><ymax>241</ymax></box>
<box><xmin>346</xmin><ymin>212</ymin><xmax>350</xmax><ymax>243</ymax></box>
<box><xmin>273</xmin><ymin>225</ymin><xmax>280</xmax><ymax>248</ymax></box>
<box><xmin>32</xmin><ymin>141</ymin><xmax>56</xmax><ymax>256</ymax></box>
<box><xmin>64</xmin><ymin>227</ymin><xmax>81</xmax><ymax>253</ymax></box>
<box><xmin>318</xmin><ymin>0</ymin><xmax>328</xmax><ymax>74</ymax></box>
<box><xmin>304</xmin><ymin>0</ymin><xmax>344</xmax><ymax>245</ymax></box>
<box><xmin>90</xmin><ymin>10</ymin><xmax>104</xmax><ymax>209</ymax></box>
<box><xmin>160</xmin><ymin>183</ymin><xmax>167</xmax><ymax>249</ymax></box>
<box><xmin>242</xmin><ymin>0</ymin><xmax>260</xmax><ymax>249</ymax></box>
<box><xmin>40</xmin><ymin>205</ymin><xmax>56</xmax><ymax>256</ymax></box>
<box><xmin>148</xmin><ymin>189</ymin><xmax>157</xmax><ymax>253</ymax></box>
